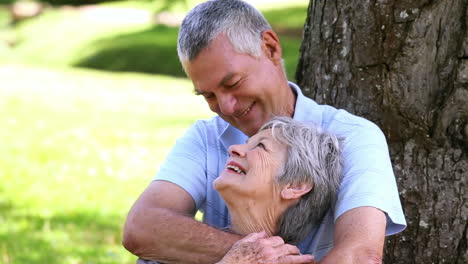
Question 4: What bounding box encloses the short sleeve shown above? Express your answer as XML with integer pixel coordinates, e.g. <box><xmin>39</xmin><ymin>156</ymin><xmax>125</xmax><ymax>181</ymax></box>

<box><xmin>153</xmin><ymin>121</ymin><xmax>208</xmax><ymax>209</ymax></box>
<box><xmin>334</xmin><ymin>121</ymin><xmax>407</xmax><ymax>235</ymax></box>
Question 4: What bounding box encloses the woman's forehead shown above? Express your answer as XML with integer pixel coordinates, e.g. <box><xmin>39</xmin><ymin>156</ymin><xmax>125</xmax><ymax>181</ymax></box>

<box><xmin>249</xmin><ymin>129</ymin><xmax>284</xmax><ymax>147</ymax></box>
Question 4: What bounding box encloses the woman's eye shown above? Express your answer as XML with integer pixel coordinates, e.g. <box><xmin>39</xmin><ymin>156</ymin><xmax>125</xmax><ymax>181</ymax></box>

<box><xmin>256</xmin><ymin>142</ymin><xmax>266</xmax><ymax>149</ymax></box>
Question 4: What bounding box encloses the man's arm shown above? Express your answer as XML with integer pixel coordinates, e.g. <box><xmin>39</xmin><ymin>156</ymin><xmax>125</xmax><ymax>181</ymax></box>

<box><xmin>318</xmin><ymin>206</ymin><xmax>387</xmax><ymax>264</ymax></box>
<box><xmin>122</xmin><ymin>180</ymin><xmax>241</xmax><ymax>264</ymax></box>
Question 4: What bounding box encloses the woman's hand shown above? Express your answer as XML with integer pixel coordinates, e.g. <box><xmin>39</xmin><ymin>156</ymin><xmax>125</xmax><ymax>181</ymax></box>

<box><xmin>217</xmin><ymin>231</ymin><xmax>315</xmax><ymax>264</ymax></box>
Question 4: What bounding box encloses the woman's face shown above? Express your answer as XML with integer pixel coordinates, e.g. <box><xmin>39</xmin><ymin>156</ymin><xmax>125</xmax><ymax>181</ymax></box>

<box><xmin>214</xmin><ymin>129</ymin><xmax>287</xmax><ymax>200</ymax></box>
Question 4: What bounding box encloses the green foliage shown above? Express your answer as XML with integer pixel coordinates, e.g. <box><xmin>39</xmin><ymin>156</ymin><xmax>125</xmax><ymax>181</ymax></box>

<box><xmin>0</xmin><ymin>0</ymin><xmax>15</xmax><ymax>5</ymax></box>
<box><xmin>6</xmin><ymin>2</ymin><xmax>307</xmax><ymax>80</ymax></box>
<box><xmin>37</xmin><ymin>0</ymin><xmax>121</xmax><ymax>6</ymax></box>
<box><xmin>0</xmin><ymin>0</ymin><xmax>123</xmax><ymax>6</ymax></box>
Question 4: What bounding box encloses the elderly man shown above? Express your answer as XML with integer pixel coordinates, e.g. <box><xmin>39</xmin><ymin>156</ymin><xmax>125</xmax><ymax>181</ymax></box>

<box><xmin>122</xmin><ymin>0</ymin><xmax>406</xmax><ymax>263</ymax></box>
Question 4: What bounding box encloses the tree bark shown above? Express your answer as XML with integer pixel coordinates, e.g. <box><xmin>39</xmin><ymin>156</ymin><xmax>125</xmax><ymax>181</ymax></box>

<box><xmin>296</xmin><ymin>0</ymin><xmax>467</xmax><ymax>263</ymax></box>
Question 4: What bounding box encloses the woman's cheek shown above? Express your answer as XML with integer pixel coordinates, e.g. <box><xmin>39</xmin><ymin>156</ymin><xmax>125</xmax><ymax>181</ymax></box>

<box><xmin>249</xmin><ymin>153</ymin><xmax>276</xmax><ymax>183</ymax></box>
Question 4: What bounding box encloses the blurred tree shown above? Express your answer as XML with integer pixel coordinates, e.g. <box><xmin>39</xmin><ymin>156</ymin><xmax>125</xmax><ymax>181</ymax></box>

<box><xmin>36</xmin><ymin>0</ymin><xmax>120</xmax><ymax>6</ymax></box>
<box><xmin>2</xmin><ymin>0</ymin><xmax>125</xmax><ymax>25</ymax></box>
<box><xmin>0</xmin><ymin>0</ymin><xmax>15</xmax><ymax>4</ymax></box>
<box><xmin>0</xmin><ymin>0</ymin><xmax>122</xmax><ymax>6</ymax></box>
<box><xmin>297</xmin><ymin>0</ymin><xmax>467</xmax><ymax>263</ymax></box>
<box><xmin>5</xmin><ymin>0</ymin><xmax>44</xmax><ymax>25</ymax></box>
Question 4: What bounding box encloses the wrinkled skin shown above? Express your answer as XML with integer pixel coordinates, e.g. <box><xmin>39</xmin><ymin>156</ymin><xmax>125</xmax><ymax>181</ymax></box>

<box><xmin>217</xmin><ymin>232</ymin><xmax>315</xmax><ymax>264</ymax></box>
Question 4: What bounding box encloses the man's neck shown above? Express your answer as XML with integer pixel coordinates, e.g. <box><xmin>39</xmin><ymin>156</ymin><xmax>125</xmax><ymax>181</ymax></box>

<box><xmin>279</xmin><ymin>81</ymin><xmax>297</xmax><ymax>118</ymax></box>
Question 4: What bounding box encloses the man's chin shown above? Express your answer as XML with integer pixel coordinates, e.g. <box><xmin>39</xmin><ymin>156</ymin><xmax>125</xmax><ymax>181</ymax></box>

<box><xmin>236</xmin><ymin>122</ymin><xmax>261</xmax><ymax>136</ymax></box>
<box><xmin>221</xmin><ymin>117</ymin><xmax>260</xmax><ymax>136</ymax></box>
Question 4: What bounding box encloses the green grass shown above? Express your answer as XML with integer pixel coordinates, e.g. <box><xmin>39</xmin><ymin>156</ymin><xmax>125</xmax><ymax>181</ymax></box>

<box><xmin>0</xmin><ymin>1</ymin><xmax>309</xmax><ymax>262</ymax></box>
<box><xmin>0</xmin><ymin>64</ymin><xmax>213</xmax><ymax>263</ymax></box>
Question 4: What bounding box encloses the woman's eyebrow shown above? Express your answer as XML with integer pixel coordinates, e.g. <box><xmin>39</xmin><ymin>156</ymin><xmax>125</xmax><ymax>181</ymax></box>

<box><xmin>246</xmin><ymin>136</ymin><xmax>269</xmax><ymax>144</ymax></box>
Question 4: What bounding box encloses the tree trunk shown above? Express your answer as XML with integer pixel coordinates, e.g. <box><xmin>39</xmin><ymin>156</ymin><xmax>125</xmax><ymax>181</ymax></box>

<box><xmin>296</xmin><ymin>0</ymin><xmax>467</xmax><ymax>263</ymax></box>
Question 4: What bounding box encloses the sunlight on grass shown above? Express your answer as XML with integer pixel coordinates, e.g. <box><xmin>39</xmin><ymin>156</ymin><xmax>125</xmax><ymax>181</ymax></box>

<box><xmin>0</xmin><ymin>64</ymin><xmax>212</xmax><ymax>263</ymax></box>
<box><xmin>11</xmin><ymin>8</ymin><xmax>146</xmax><ymax>67</ymax></box>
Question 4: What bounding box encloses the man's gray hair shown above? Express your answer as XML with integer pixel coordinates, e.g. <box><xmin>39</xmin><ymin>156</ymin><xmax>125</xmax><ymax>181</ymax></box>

<box><xmin>259</xmin><ymin>117</ymin><xmax>343</xmax><ymax>244</ymax></box>
<box><xmin>177</xmin><ymin>0</ymin><xmax>272</xmax><ymax>62</ymax></box>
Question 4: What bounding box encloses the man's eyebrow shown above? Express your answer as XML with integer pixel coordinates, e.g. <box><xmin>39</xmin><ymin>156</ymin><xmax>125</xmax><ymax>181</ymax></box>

<box><xmin>192</xmin><ymin>73</ymin><xmax>237</xmax><ymax>95</ymax></box>
<box><xmin>218</xmin><ymin>72</ymin><xmax>236</xmax><ymax>87</ymax></box>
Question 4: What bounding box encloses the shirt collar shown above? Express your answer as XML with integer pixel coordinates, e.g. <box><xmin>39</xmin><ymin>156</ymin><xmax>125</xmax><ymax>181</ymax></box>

<box><xmin>289</xmin><ymin>82</ymin><xmax>322</xmax><ymax>126</ymax></box>
<box><xmin>219</xmin><ymin>81</ymin><xmax>322</xmax><ymax>150</ymax></box>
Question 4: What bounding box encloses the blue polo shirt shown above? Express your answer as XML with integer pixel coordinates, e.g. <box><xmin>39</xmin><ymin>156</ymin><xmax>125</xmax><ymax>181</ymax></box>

<box><xmin>154</xmin><ymin>82</ymin><xmax>406</xmax><ymax>260</ymax></box>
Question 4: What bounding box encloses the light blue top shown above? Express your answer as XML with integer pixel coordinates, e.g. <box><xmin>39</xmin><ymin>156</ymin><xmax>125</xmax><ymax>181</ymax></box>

<box><xmin>154</xmin><ymin>82</ymin><xmax>406</xmax><ymax>261</ymax></box>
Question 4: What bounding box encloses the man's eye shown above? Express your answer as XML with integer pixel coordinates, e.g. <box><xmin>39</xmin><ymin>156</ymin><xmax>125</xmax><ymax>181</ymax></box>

<box><xmin>226</xmin><ymin>80</ymin><xmax>240</xmax><ymax>89</ymax></box>
<box><xmin>204</xmin><ymin>94</ymin><xmax>215</xmax><ymax>99</ymax></box>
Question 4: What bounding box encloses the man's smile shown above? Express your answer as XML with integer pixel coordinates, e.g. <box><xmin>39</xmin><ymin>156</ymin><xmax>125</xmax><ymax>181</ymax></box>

<box><xmin>237</xmin><ymin>101</ymin><xmax>256</xmax><ymax>118</ymax></box>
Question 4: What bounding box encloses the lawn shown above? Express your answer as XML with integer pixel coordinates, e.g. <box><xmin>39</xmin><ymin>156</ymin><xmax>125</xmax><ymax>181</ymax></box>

<box><xmin>0</xmin><ymin>65</ymin><xmax>213</xmax><ymax>263</ymax></box>
<box><xmin>0</xmin><ymin>0</ymin><xmax>309</xmax><ymax>263</ymax></box>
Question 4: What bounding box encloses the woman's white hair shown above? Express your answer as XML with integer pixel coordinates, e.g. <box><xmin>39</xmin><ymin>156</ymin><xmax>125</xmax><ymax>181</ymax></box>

<box><xmin>259</xmin><ymin>116</ymin><xmax>344</xmax><ymax>244</ymax></box>
<box><xmin>177</xmin><ymin>0</ymin><xmax>271</xmax><ymax>62</ymax></box>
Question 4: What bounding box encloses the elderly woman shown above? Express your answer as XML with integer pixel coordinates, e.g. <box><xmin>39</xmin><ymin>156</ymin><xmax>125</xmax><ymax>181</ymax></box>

<box><xmin>136</xmin><ymin>117</ymin><xmax>342</xmax><ymax>264</ymax></box>
<box><xmin>213</xmin><ymin>116</ymin><xmax>343</xmax><ymax>263</ymax></box>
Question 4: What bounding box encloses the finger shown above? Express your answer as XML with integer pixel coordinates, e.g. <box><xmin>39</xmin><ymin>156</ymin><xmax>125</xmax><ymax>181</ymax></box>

<box><xmin>241</xmin><ymin>231</ymin><xmax>268</xmax><ymax>243</ymax></box>
<box><xmin>280</xmin><ymin>244</ymin><xmax>301</xmax><ymax>255</ymax></box>
<box><xmin>259</xmin><ymin>235</ymin><xmax>285</xmax><ymax>247</ymax></box>
<box><xmin>277</xmin><ymin>254</ymin><xmax>315</xmax><ymax>264</ymax></box>
<box><xmin>259</xmin><ymin>244</ymin><xmax>300</xmax><ymax>260</ymax></box>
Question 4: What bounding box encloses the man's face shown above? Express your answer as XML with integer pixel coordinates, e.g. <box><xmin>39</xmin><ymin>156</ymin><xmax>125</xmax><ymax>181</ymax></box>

<box><xmin>183</xmin><ymin>33</ymin><xmax>293</xmax><ymax>136</ymax></box>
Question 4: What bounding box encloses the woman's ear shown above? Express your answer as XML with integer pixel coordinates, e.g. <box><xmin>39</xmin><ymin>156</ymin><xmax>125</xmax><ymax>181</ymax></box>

<box><xmin>280</xmin><ymin>183</ymin><xmax>313</xmax><ymax>200</ymax></box>
<box><xmin>261</xmin><ymin>29</ymin><xmax>282</xmax><ymax>65</ymax></box>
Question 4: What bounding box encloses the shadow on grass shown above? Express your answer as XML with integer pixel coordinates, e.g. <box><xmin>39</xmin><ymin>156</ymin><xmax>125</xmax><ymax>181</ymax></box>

<box><xmin>0</xmin><ymin>199</ymin><xmax>126</xmax><ymax>263</ymax></box>
<box><xmin>74</xmin><ymin>24</ymin><xmax>186</xmax><ymax>77</ymax></box>
<box><xmin>74</xmin><ymin>5</ymin><xmax>307</xmax><ymax>80</ymax></box>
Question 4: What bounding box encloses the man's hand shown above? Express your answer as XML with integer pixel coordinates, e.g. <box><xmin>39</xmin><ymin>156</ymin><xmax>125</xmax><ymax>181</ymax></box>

<box><xmin>217</xmin><ymin>232</ymin><xmax>315</xmax><ymax>264</ymax></box>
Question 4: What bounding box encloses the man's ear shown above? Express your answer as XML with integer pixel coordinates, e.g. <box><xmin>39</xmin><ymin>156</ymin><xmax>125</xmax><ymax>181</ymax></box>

<box><xmin>261</xmin><ymin>29</ymin><xmax>282</xmax><ymax>65</ymax></box>
<box><xmin>280</xmin><ymin>183</ymin><xmax>313</xmax><ymax>200</ymax></box>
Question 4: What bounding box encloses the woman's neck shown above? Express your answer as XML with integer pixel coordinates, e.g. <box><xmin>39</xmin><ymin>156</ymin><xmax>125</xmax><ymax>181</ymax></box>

<box><xmin>226</xmin><ymin>198</ymin><xmax>288</xmax><ymax>236</ymax></box>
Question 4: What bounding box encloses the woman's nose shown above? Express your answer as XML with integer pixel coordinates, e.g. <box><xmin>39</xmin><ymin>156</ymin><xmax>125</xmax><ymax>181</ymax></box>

<box><xmin>228</xmin><ymin>144</ymin><xmax>246</xmax><ymax>157</ymax></box>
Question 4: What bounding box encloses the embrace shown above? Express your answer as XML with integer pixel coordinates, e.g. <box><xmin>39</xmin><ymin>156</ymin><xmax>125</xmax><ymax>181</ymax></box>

<box><xmin>123</xmin><ymin>0</ymin><xmax>407</xmax><ymax>263</ymax></box>
<box><xmin>215</xmin><ymin>116</ymin><xmax>342</xmax><ymax>263</ymax></box>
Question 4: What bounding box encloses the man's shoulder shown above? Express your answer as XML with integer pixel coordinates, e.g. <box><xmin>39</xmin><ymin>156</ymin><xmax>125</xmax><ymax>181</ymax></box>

<box><xmin>292</xmin><ymin>86</ymin><xmax>379</xmax><ymax>135</ymax></box>
<box><xmin>309</xmin><ymin>104</ymin><xmax>387</xmax><ymax>149</ymax></box>
<box><xmin>306</xmin><ymin>102</ymin><xmax>381</xmax><ymax>134</ymax></box>
<box><xmin>189</xmin><ymin>116</ymin><xmax>230</xmax><ymax>137</ymax></box>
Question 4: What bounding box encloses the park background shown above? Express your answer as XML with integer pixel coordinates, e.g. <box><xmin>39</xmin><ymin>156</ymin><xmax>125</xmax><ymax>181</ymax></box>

<box><xmin>0</xmin><ymin>0</ymin><xmax>310</xmax><ymax>263</ymax></box>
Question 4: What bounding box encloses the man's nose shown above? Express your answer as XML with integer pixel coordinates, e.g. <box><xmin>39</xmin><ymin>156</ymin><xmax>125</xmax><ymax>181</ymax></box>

<box><xmin>217</xmin><ymin>94</ymin><xmax>237</xmax><ymax>116</ymax></box>
<box><xmin>228</xmin><ymin>144</ymin><xmax>246</xmax><ymax>157</ymax></box>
